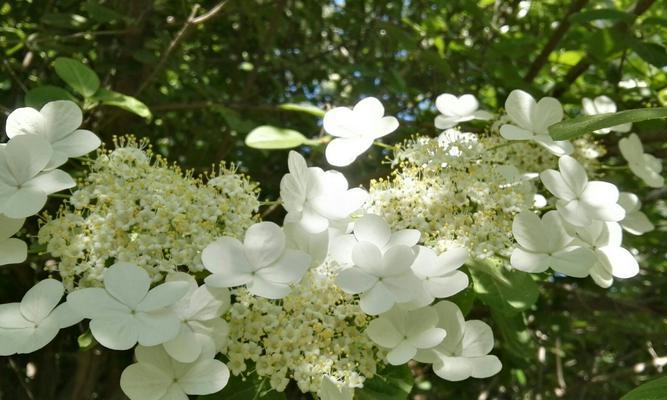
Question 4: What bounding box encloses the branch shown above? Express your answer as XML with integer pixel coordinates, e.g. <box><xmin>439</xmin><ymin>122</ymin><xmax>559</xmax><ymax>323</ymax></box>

<box><xmin>523</xmin><ymin>0</ymin><xmax>590</xmax><ymax>83</ymax></box>
<box><xmin>134</xmin><ymin>1</ymin><xmax>230</xmax><ymax>96</ymax></box>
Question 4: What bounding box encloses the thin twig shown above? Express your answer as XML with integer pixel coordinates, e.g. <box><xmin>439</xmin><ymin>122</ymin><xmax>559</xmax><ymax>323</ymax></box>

<box><xmin>8</xmin><ymin>359</ymin><xmax>34</xmax><ymax>400</ymax></box>
<box><xmin>2</xmin><ymin>59</ymin><xmax>28</xmax><ymax>93</ymax></box>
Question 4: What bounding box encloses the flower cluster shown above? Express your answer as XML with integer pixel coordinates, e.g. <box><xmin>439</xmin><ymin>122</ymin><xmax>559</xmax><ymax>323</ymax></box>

<box><xmin>38</xmin><ymin>137</ymin><xmax>259</xmax><ymax>289</ymax></box>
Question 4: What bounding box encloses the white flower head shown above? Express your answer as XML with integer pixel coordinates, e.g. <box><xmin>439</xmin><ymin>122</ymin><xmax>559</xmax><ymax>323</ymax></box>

<box><xmin>0</xmin><ymin>279</ymin><xmax>81</xmax><ymax>355</ymax></box>
<box><xmin>500</xmin><ymin>89</ymin><xmax>573</xmax><ymax>156</ymax></box>
<box><xmin>318</xmin><ymin>375</ymin><xmax>355</xmax><ymax>400</ymax></box>
<box><xmin>162</xmin><ymin>272</ymin><xmax>230</xmax><ymax>363</ymax></box>
<box><xmin>332</xmin><ymin>214</ymin><xmax>422</xmax><ymax>315</ymax></box>
<box><xmin>67</xmin><ymin>262</ymin><xmax>190</xmax><ymax>350</ymax></box>
<box><xmin>6</xmin><ymin>100</ymin><xmax>101</xmax><ymax>169</ymax></box>
<box><xmin>540</xmin><ymin>155</ymin><xmax>625</xmax><ymax>226</ymax></box>
<box><xmin>0</xmin><ymin>214</ymin><xmax>27</xmax><ymax>265</ymax></box>
<box><xmin>510</xmin><ymin>210</ymin><xmax>596</xmax><ymax>278</ymax></box>
<box><xmin>280</xmin><ymin>151</ymin><xmax>369</xmax><ymax>233</ymax></box>
<box><xmin>434</xmin><ymin>93</ymin><xmax>493</xmax><ymax>129</ymax></box>
<box><xmin>619</xmin><ymin>133</ymin><xmax>664</xmax><ymax>188</ymax></box>
<box><xmin>568</xmin><ymin>221</ymin><xmax>639</xmax><ymax>288</ymax></box>
<box><xmin>120</xmin><ymin>345</ymin><xmax>230</xmax><ymax>400</ymax></box>
<box><xmin>323</xmin><ymin>97</ymin><xmax>399</xmax><ymax>167</ymax></box>
<box><xmin>0</xmin><ymin>135</ymin><xmax>75</xmax><ymax>218</ymax></box>
<box><xmin>366</xmin><ymin>305</ymin><xmax>446</xmax><ymax>365</ymax></box>
<box><xmin>617</xmin><ymin>192</ymin><xmax>654</xmax><ymax>235</ymax></box>
<box><xmin>414</xmin><ymin>301</ymin><xmax>502</xmax><ymax>381</ymax></box>
<box><xmin>203</xmin><ymin>221</ymin><xmax>311</xmax><ymax>299</ymax></box>
<box><xmin>581</xmin><ymin>96</ymin><xmax>631</xmax><ymax>134</ymax></box>
<box><xmin>407</xmin><ymin>246</ymin><xmax>469</xmax><ymax>308</ymax></box>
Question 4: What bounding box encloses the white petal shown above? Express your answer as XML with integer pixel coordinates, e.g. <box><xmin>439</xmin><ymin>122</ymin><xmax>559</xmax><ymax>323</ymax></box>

<box><xmin>433</xmin><ymin>356</ymin><xmax>473</xmax><ymax>381</ymax></box>
<box><xmin>433</xmin><ymin>301</ymin><xmax>465</xmax><ymax>351</ymax></box>
<box><xmin>462</xmin><ymin>320</ymin><xmax>495</xmax><ymax>356</ymax></box>
<box><xmin>5</xmin><ymin>107</ymin><xmax>45</xmax><ymax>138</ymax></box>
<box><xmin>202</xmin><ymin>237</ymin><xmax>253</xmax><ymax>276</ymax></box>
<box><xmin>386</xmin><ymin>340</ymin><xmax>417</xmax><ymax>365</ymax></box>
<box><xmin>409</xmin><ymin>327</ymin><xmax>446</xmax><ymax>349</ymax></box>
<box><xmin>512</xmin><ymin>211</ymin><xmax>547</xmax><ymax>252</ymax></box>
<box><xmin>0</xmin><ymin>303</ymin><xmax>33</xmax><ymax>328</ymax></box>
<box><xmin>325</xmin><ymin>137</ymin><xmax>370</xmax><ymax>167</ymax></box>
<box><xmin>533</xmin><ymin>97</ymin><xmax>563</xmax><ymax>134</ymax></box>
<box><xmin>619</xmin><ymin>133</ymin><xmax>643</xmax><ymax>163</ymax></box>
<box><xmin>437</xmin><ymin>247</ymin><xmax>468</xmax><ymax>273</ymax></box>
<box><xmin>0</xmin><ymin>238</ymin><xmax>27</xmax><ymax>265</ymax></box>
<box><xmin>246</xmin><ymin>276</ymin><xmax>291</xmax><ymax>299</ymax></box>
<box><xmin>40</xmin><ymin>100</ymin><xmax>83</xmax><ymax>141</ymax></box>
<box><xmin>66</xmin><ymin>288</ymin><xmax>129</xmax><ymax>318</ymax></box>
<box><xmin>4</xmin><ymin>135</ymin><xmax>52</xmax><ymax>184</ymax></box>
<box><xmin>90</xmin><ymin>314</ymin><xmax>139</xmax><ymax>350</ymax></box>
<box><xmin>597</xmin><ymin>246</ymin><xmax>639</xmax><ymax>279</ymax></box>
<box><xmin>510</xmin><ymin>248</ymin><xmax>550</xmax><ymax>273</ymax></box>
<box><xmin>621</xmin><ymin>211</ymin><xmax>654</xmax><ymax>235</ymax></box>
<box><xmin>580</xmin><ymin>181</ymin><xmax>619</xmax><ymax>207</ymax></box>
<box><xmin>336</xmin><ymin>267</ymin><xmax>378</xmax><ymax>294</ymax></box>
<box><xmin>351</xmin><ymin>241</ymin><xmax>383</xmax><ymax>274</ymax></box>
<box><xmin>257</xmin><ymin>249</ymin><xmax>310</xmax><ymax>284</ymax></box>
<box><xmin>353</xmin><ymin>97</ymin><xmax>385</xmax><ymax>119</ymax></box>
<box><xmin>434</xmin><ymin>115</ymin><xmax>459</xmax><ymax>130</ymax></box>
<box><xmin>137</xmin><ymin>281</ymin><xmax>189</xmax><ymax>312</ymax></box>
<box><xmin>382</xmin><ymin>245</ymin><xmax>417</xmax><ymax>276</ymax></box>
<box><xmin>50</xmin><ymin>302</ymin><xmax>82</xmax><ymax>328</ymax></box>
<box><xmin>590</xmin><ymin>262</ymin><xmax>614</xmax><ymax>288</ymax></box>
<box><xmin>469</xmin><ymin>355</ymin><xmax>503</xmax><ymax>378</ymax></box>
<box><xmin>330</xmin><ymin>234</ymin><xmax>357</xmax><ymax>265</ymax></box>
<box><xmin>374</xmin><ymin>116</ymin><xmax>399</xmax><ymax>139</ymax></box>
<box><xmin>164</xmin><ymin>324</ymin><xmax>202</xmax><ymax>363</ymax></box>
<box><xmin>323</xmin><ymin>107</ymin><xmax>356</xmax><ymax>138</ymax></box>
<box><xmin>387</xmin><ymin>229</ymin><xmax>421</xmax><ymax>248</ymax></box>
<box><xmin>51</xmin><ymin>129</ymin><xmax>101</xmax><ymax>158</ymax></box>
<box><xmin>23</xmin><ymin>169</ymin><xmax>75</xmax><ymax>194</ymax></box>
<box><xmin>505</xmin><ymin>90</ymin><xmax>535</xmax><ymax>130</ymax></box>
<box><xmin>366</xmin><ymin>317</ymin><xmax>402</xmax><ymax>348</ymax></box>
<box><xmin>424</xmin><ymin>271</ymin><xmax>469</xmax><ymax>298</ymax></box>
<box><xmin>550</xmin><ymin>246</ymin><xmax>596</xmax><ymax>278</ymax></box>
<box><xmin>243</xmin><ymin>222</ymin><xmax>285</xmax><ymax>268</ymax></box>
<box><xmin>120</xmin><ymin>363</ymin><xmax>171</xmax><ymax>400</ymax></box>
<box><xmin>359</xmin><ymin>283</ymin><xmax>395</xmax><ymax>315</ymax></box>
<box><xmin>104</xmin><ymin>262</ymin><xmax>151</xmax><ymax>308</ymax></box>
<box><xmin>0</xmin><ymin>214</ymin><xmax>24</xmax><ymax>239</ymax></box>
<box><xmin>283</xmin><ymin>222</ymin><xmax>329</xmax><ymax>267</ymax></box>
<box><xmin>558</xmin><ymin>156</ymin><xmax>588</xmax><ymax>196</ymax></box>
<box><xmin>353</xmin><ymin>214</ymin><xmax>391</xmax><ymax>247</ymax></box>
<box><xmin>20</xmin><ymin>278</ymin><xmax>63</xmax><ymax>323</ymax></box>
<box><xmin>556</xmin><ymin>200</ymin><xmax>592</xmax><ymax>227</ymax></box>
<box><xmin>18</xmin><ymin>316</ymin><xmax>60</xmax><ymax>353</ymax></box>
<box><xmin>136</xmin><ymin>311</ymin><xmax>182</xmax><ymax>346</ymax></box>
<box><xmin>533</xmin><ymin>136</ymin><xmax>573</xmax><ymax>156</ymax></box>
<box><xmin>204</xmin><ymin>271</ymin><xmax>253</xmax><ymax>289</ymax></box>
<box><xmin>540</xmin><ymin>170</ymin><xmax>576</xmax><ymax>201</ymax></box>
<box><xmin>499</xmin><ymin>124</ymin><xmax>533</xmax><ymax>140</ymax></box>
<box><xmin>187</xmin><ymin>286</ymin><xmax>230</xmax><ymax>321</ymax></box>
<box><xmin>0</xmin><ymin>187</ymin><xmax>47</xmax><ymax>218</ymax></box>
<box><xmin>179</xmin><ymin>359</ymin><xmax>231</xmax><ymax>395</ymax></box>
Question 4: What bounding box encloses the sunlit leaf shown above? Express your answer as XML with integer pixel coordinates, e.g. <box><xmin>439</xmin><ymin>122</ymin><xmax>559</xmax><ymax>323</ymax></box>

<box><xmin>245</xmin><ymin>125</ymin><xmax>318</xmax><ymax>149</ymax></box>
<box><xmin>91</xmin><ymin>88</ymin><xmax>152</xmax><ymax>120</ymax></box>
<box><xmin>549</xmin><ymin>108</ymin><xmax>667</xmax><ymax>140</ymax></box>
<box><xmin>54</xmin><ymin>57</ymin><xmax>100</xmax><ymax>98</ymax></box>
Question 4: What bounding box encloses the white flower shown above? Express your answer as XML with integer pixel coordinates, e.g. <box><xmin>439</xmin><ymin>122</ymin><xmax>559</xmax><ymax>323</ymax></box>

<box><xmin>5</xmin><ymin>100</ymin><xmax>101</xmax><ymax>169</ymax></box>
<box><xmin>0</xmin><ymin>279</ymin><xmax>81</xmax><ymax>355</ymax></box>
<box><xmin>323</xmin><ymin>97</ymin><xmax>399</xmax><ymax>166</ymax></box>
<box><xmin>408</xmin><ymin>246</ymin><xmax>469</xmax><ymax>307</ymax></box>
<box><xmin>617</xmin><ymin>192</ymin><xmax>654</xmax><ymax>235</ymax></box>
<box><xmin>510</xmin><ymin>210</ymin><xmax>596</xmax><ymax>277</ymax></box>
<box><xmin>366</xmin><ymin>306</ymin><xmax>446</xmax><ymax>365</ymax></box>
<box><xmin>120</xmin><ymin>345</ymin><xmax>230</xmax><ymax>400</ymax></box>
<box><xmin>162</xmin><ymin>272</ymin><xmax>230</xmax><ymax>363</ymax></box>
<box><xmin>619</xmin><ymin>133</ymin><xmax>664</xmax><ymax>188</ymax></box>
<box><xmin>202</xmin><ymin>221</ymin><xmax>311</xmax><ymax>299</ymax></box>
<box><xmin>283</xmin><ymin>221</ymin><xmax>330</xmax><ymax>268</ymax></box>
<box><xmin>318</xmin><ymin>376</ymin><xmax>354</xmax><ymax>400</ymax></box>
<box><xmin>581</xmin><ymin>96</ymin><xmax>631</xmax><ymax>134</ymax></box>
<box><xmin>0</xmin><ymin>135</ymin><xmax>75</xmax><ymax>218</ymax></box>
<box><xmin>499</xmin><ymin>89</ymin><xmax>573</xmax><ymax>156</ymax></box>
<box><xmin>540</xmin><ymin>155</ymin><xmax>625</xmax><ymax>226</ymax></box>
<box><xmin>568</xmin><ymin>221</ymin><xmax>639</xmax><ymax>288</ymax></box>
<box><xmin>414</xmin><ymin>301</ymin><xmax>502</xmax><ymax>381</ymax></box>
<box><xmin>332</xmin><ymin>214</ymin><xmax>422</xmax><ymax>315</ymax></box>
<box><xmin>280</xmin><ymin>151</ymin><xmax>369</xmax><ymax>233</ymax></box>
<box><xmin>434</xmin><ymin>93</ymin><xmax>493</xmax><ymax>129</ymax></box>
<box><xmin>0</xmin><ymin>214</ymin><xmax>27</xmax><ymax>266</ymax></box>
<box><xmin>67</xmin><ymin>262</ymin><xmax>190</xmax><ymax>350</ymax></box>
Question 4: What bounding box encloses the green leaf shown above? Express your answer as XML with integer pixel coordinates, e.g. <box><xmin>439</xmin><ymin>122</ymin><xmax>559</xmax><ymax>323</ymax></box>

<box><xmin>491</xmin><ymin>310</ymin><xmax>534</xmax><ymax>361</ymax></box>
<box><xmin>469</xmin><ymin>259</ymin><xmax>539</xmax><ymax>315</ymax></box>
<box><xmin>24</xmin><ymin>86</ymin><xmax>77</xmax><ymax>108</ymax></box>
<box><xmin>356</xmin><ymin>365</ymin><xmax>414</xmax><ymax>400</ymax></box>
<box><xmin>198</xmin><ymin>373</ymin><xmax>285</xmax><ymax>400</ymax></box>
<box><xmin>54</xmin><ymin>57</ymin><xmax>100</xmax><ymax>98</ymax></box>
<box><xmin>629</xmin><ymin>40</ymin><xmax>667</xmax><ymax>68</ymax></box>
<box><xmin>621</xmin><ymin>375</ymin><xmax>667</xmax><ymax>400</ymax></box>
<box><xmin>41</xmin><ymin>13</ymin><xmax>89</xmax><ymax>29</ymax></box>
<box><xmin>245</xmin><ymin>125</ymin><xmax>317</xmax><ymax>150</ymax></box>
<box><xmin>278</xmin><ymin>103</ymin><xmax>326</xmax><ymax>118</ymax></box>
<box><xmin>549</xmin><ymin>107</ymin><xmax>667</xmax><ymax>140</ymax></box>
<box><xmin>570</xmin><ymin>9</ymin><xmax>634</xmax><ymax>24</ymax></box>
<box><xmin>91</xmin><ymin>88</ymin><xmax>152</xmax><ymax>119</ymax></box>
<box><xmin>83</xmin><ymin>0</ymin><xmax>125</xmax><ymax>23</ymax></box>
<box><xmin>77</xmin><ymin>330</ymin><xmax>96</xmax><ymax>350</ymax></box>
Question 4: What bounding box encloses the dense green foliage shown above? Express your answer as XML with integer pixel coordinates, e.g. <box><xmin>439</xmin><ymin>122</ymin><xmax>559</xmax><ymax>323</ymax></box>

<box><xmin>1</xmin><ymin>0</ymin><xmax>666</xmax><ymax>399</ymax></box>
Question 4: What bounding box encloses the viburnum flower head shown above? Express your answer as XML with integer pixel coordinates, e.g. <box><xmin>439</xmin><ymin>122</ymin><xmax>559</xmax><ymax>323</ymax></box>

<box><xmin>67</xmin><ymin>262</ymin><xmax>190</xmax><ymax>350</ymax></box>
<box><xmin>280</xmin><ymin>151</ymin><xmax>368</xmax><ymax>233</ymax></box>
<box><xmin>366</xmin><ymin>305</ymin><xmax>446</xmax><ymax>365</ymax></box>
<box><xmin>0</xmin><ymin>135</ymin><xmax>75</xmax><ymax>218</ymax></box>
<box><xmin>202</xmin><ymin>221</ymin><xmax>311</xmax><ymax>299</ymax></box>
<box><xmin>162</xmin><ymin>272</ymin><xmax>230</xmax><ymax>363</ymax></box>
<box><xmin>434</xmin><ymin>93</ymin><xmax>493</xmax><ymax>129</ymax></box>
<box><xmin>5</xmin><ymin>100</ymin><xmax>101</xmax><ymax>169</ymax></box>
<box><xmin>510</xmin><ymin>210</ymin><xmax>596</xmax><ymax>278</ymax></box>
<box><xmin>500</xmin><ymin>89</ymin><xmax>573</xmax><ymax>156</ymax></box>
<box><xmin>120</xmin><ymin>344</ymin><xmax>230</xmax><ymax>400</ymax></box>
<box><xmin>0</xmin><ymin>214</ymin><xmax>27</xmax><ymax>266</ymax></box>
<box><xmin>581</xmin><ymin>95</ymin><xmax>631</xmax><ymax>134</ymax></box>
<box><xmin>332</xmin><ymin>214</ymin><xmax>422</xmax><ymax>315</ymax></box>
<box><xmin>0</xmin><ymin>279</ymin><xmax>81</xmax><ymax>355</ymax></box>
<box><xmin>414</xmin><ymin>301</ymin><xmax>502</xmax><ymax>382</ymax></box>
<box><xmin>619</xmin><ymin>133</ymin><xmax>664</xmax><ymax>188</ymax></box>
<box><xmin>408</xmin><ymin>246</ymin><xmax>469</xmax><ymax>308</ymax></box>
<box><xmin>323</xmin><ymin>97</ymin><xmax>399</xmax><ymax>167</ymax></box>
<box><xmin>567</xmin><ymin>221</ymin><xmax>639</xmax><ymax>288</ymax></box>
<box><xmin>541</xmin><ymin>155</ymin><xmax>625</xmax><ymax>227</ymax></box>
<box><xmin>617</xmin><ymin>192</ymin><xmax>654</xmax><ymax>235</ymax></box>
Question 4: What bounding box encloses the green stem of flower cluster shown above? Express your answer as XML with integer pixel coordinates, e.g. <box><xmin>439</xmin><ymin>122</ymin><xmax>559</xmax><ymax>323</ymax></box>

<box><xmin>374</xmin><ymin>141</ymin><xmax>397</xmax><ymax>150</ymax></box>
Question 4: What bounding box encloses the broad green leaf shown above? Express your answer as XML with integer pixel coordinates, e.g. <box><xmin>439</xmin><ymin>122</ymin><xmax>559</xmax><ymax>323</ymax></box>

<box><xmin>570</xmin><ymin>9</ymin><xmax>634</xmax><ymax>24</ymax></box>
<box><xmin>356</xmin><ymin>365</ymin><xmax>414</xmax><ymax>400</ymax></box>
<box><xmin>548</xmin><ymin>50</ymin><xmax>585</xmax><ymax>66</ymax></box>
<box><xmin>549</xmin><ymin>107</ymin><xmax>667</xmax><ymax>140</ymax></box>
<box><xmin>491</xmin><ymin>310</ymin><xmax>534</xmax><ymax>361</ymax></box>
<box><xmin>54</xmin><ymin>57</ymin><xmax>100</xmax><ymax>98</ymax></box>
<box><xmin>41</xmin><ymin>13</ymin><xmax>88</xmax><ymax>29</ymax></box>
<box><xmin>245</xmin><ymin>125</ymin><xmax>317</xmax><ymax>149</ymax></box>
<box><xmin>469</xmin><ymin>259</ymin><xmax>539</xmax><ymax>315</ymax></box>
<box><xmin>278</xmin><ymin>103</ymin><xmax>326</xmax><ymax>118</ymax></box>
<box><xmin>91</xmin><ymin>88</ymin><xmax>152</xmax><ymax>119</ymax></box>
<box><xmin>629</xmin><ymin>40</ymin><xmax>667</xmax><ymax>68</ymax></box>
<box><xmin>586</xmin><ymin>29</ymin><xmax>626</xmax><ymax>62</ymax></box>
<box><xmin>621</xmin><ymin>375</ymin><xmax>667</xmax><ymax>400</ymax></box>
<box><xmin>198</xmin><ymin>373</ymin><xmax>284</xmax><ymax>400</ymax></box>
<box><xmin>24</xmin><ymin>86</ymin><xmax>77</xmax><ymax>109</ymax></box>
